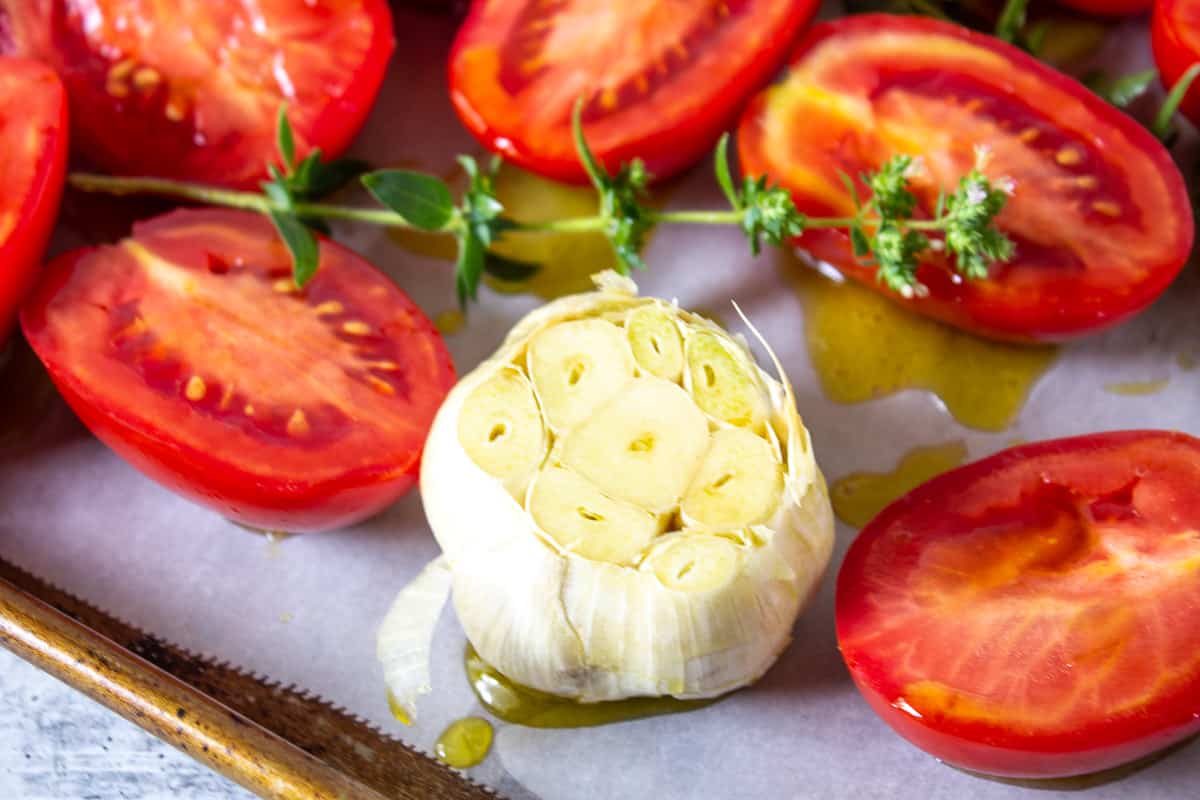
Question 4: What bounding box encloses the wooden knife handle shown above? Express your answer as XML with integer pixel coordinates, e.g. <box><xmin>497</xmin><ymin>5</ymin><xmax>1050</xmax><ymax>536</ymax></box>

<box><xmin>0</xmin><ymin>574</ymin><xmax>389</xmax><ymax>800</ymax></box>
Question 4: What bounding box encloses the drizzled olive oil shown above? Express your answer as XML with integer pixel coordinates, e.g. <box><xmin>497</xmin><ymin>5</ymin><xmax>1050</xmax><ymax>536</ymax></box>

<box><xmin>465</xmin><ymin>645</ymin><xmax>713</xmax><ymax>728</ymax></box>
<box><xmin>831</xmin><ymin>441</ymin><xmax>968</xmax><ymax>528</ymax></box>
<box><xmin>435</xmin><ymin>717</ymin><xmax>493</xmax><ymax>769</ymax></box>
<box><xmin>781</xmin><ymin>256</ymin><xmax>1056</xmax><ymax>431</ymax></box>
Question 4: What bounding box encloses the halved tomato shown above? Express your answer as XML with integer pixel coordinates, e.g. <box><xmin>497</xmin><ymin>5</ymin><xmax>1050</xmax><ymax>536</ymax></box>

<box><xmin>20</xmin><ymin>208</ymin><xmax>455</xmax><ymax>533</ymax></box>
<box><xmin>448</xmin><ymin>0</ymin><xmax>819</xmax><ymax>183</ymax></box>
<box><xmin>1154</xmin><ymin>0</ymin><xmax>1200</xmax><ymax>126</ymax></box>
<box><xmin>837</xmin><ymin>431</ymin><xmax>1200</xmax><ymax>778</ymax></box>
<box><xmin>0</xmin><ymin>0</ymin><xmax>393</xmax><ymax>187</ymax></box>
<box><xmin>0</xmin><ymin>57</ymin><xmax>67</xmax><ymax>340</ymax></box>
<box><xmin>739</xmin><ymin>15</ymin><xmax>1193</xmax><ymax>342</ymax></box>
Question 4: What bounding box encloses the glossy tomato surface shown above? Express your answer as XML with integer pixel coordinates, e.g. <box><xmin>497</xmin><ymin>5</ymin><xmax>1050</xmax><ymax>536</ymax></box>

<box><xmin>449</xmin><ymin>0</ymin><xmax>819</xmax><ymax>184</ymax></box>
<box><xmin>1057</xmin><ymin>0</ymin><xmax>1151</xmax><ymax>15</ymax></box>
<box><xmin>739</xmin><ymin>15</ymin><xmax>1193</xmax><ymax>342</ymax></box>
<box><xmin>837</xmin><ymin>431</ymin><xmax>1200</xmax><ymax>778</ymax></box>
<box><xmin>1154</xmin><ymin>0</ymin><xmax>1200</xmax><ymax>125</ymax></box>
<box><xmin>21</xmin><ymin>209</ymin><xmax>455</xmax><ymax>532</ymax></box>
<box><xmin>0</xmin><ymin>0</ymin><xmax>393</xmax><ymax>188</ymax></box>
<box><xmin>0</xmin><ymin>57</ymin><xmax>67</xmax><ymax>340</ymax></box>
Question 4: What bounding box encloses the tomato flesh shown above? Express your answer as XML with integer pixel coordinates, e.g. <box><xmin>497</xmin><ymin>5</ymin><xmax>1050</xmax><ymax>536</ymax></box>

<box><xmin>0</xmin><ymin>57</ymin><xmax>67</xmax><ymax>340</ymax></box>
<box><xmin>0</xmin><ymin>0</ymin><xmax>393</xmax><ymax>187</ymax></box>
<box><xmin>739</xmin><ymin>15</ymin><xmax>1193</xmax><ymax>342</ymax></box>
<box><xmin>21</xmin><ymin>209</ymin><xmax>455</xmax><ymax>532</ymax></box>
<box><xmin>449</xmin><ymin>0</ymin><xmax>819</xmax><ymax>183</ymax></box>
<box><xmin>837</xmin><ymin>431</ymin><xmax>1200</xmax><ymax>778</ymax></box>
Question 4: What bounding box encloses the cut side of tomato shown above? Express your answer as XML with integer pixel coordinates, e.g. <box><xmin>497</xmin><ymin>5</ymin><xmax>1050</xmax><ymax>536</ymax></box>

<box><xmin>1154</xmin><ymin>0</ymin><xmax>1200</xmax><ymax>126</ymax></box>
<box><xmin>21</xmin><ymin>208</ymin><xmax>455</xmax><ymax>532</ymax></box>
<box><xmin>837</xmin><ymin>431</ymin><xmax>1200</xmax><ymax>778</ymax></box>
<box><xmin>0</xmin><ymin>0</ymin><xmax>393</xmax><ymax>187</ymax></box>
<box><xmin>739</xmin><ymin>14</ymin><xmax>1193</xmax><ymax>342</ymax></box>
<box><xmin>0</xmin><ymin>57</ymin><xmax>67</xmax><ymax>340</ymax></box>
<box><xmin>449</xmin><ymin>0</ymin><xmax>819</xmax><ymax>183</ymax></box>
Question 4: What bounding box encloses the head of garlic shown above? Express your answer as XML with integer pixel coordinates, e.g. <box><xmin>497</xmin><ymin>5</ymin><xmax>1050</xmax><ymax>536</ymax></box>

<box><xmin>379</xmin><ymin>273</ymin><xmax>833</xmax><ymax>718</ymax></box>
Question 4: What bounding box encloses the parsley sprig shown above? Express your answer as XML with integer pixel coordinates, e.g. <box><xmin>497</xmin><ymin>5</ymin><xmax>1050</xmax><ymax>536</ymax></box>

<box><xmin>68</xmin><ymin>103</ymin><xmax>1016</xmax><ymax>308</ymax></box>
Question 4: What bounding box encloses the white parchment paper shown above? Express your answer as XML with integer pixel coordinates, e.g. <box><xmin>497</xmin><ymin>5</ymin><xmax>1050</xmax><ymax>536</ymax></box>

<box><xmin>2</xmin><ymin>6</ymin><xmax>1198</xmax><ymax>799</ymax></box>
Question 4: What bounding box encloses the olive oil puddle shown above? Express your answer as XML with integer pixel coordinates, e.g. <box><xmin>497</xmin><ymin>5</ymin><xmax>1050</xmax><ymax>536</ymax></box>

<box><xmin>435</xmin><ymin>717</ymin><xmax>494</xmax><ymax>769</ymax></box>
<box><xmin>465</xmin><ymin>644</ymin><xmax>714</xmax><ymax>728</ymax></box>
<box><xmin>1104</xmin><ymin>378</ymin><xmax>1170</xmax><ymax>397</ymax></box>
<box><xmin>0</xmin><ymin>337</ymin><xmax>58</xmax><ymax>450</ymax></box>
<box><xmin>831</xmin><ymin>441</ymin><xmax>968</xmax><ymax>528</ymax></box>
<box><xmin>781</xmin><ymin>257</ymin><xmax>1057</xmax><ymax>431</ymax></box>
<box><xmin>389</xmin><ymin>164</ymin><xmax>653</xmax><ymax>301</ymax></box>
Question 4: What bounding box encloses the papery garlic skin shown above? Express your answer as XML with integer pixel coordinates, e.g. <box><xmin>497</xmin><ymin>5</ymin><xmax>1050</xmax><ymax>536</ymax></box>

<box><xmin>415</xmin><ymin>272</ymin><xmax>834</xmax><ymax>702</ymax></box>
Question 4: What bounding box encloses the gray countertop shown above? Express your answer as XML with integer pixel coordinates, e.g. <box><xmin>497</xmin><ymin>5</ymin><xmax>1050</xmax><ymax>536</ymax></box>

<box><xmin>0</xmin><ymin>647</ymin><xmax>252</xmax><ymax>799</ymax></box>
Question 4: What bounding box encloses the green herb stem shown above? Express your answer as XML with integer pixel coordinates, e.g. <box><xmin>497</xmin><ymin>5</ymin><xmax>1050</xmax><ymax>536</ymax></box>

<box><xmin>67</xmin><ymin>173</ymin><xmax>432</xmax><ymax>230</ymax></box>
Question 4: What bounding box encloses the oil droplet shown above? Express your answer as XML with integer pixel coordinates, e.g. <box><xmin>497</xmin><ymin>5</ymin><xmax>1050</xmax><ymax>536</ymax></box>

<box><xmin>0</xmin><ymin>338</ymin><xmax>58</xmax><ymax>449</ymax></box>
<box><xmin>435</xmin><ymin>717</ymin><xmax>494</xmax><ymax>769</ymax></box>
<box><xmin>831</xmin><ymin>441</ymin><xmax>968</xmax><ymax>528</ymax></box>
<box><xmin>1104</xmin><ymin>378</ymin><xmax>1170</xmax><ymax>397</ymax></box>
<box><xmin>782</xmin><ymin>258</ymin><xmax>1056</xmax><ymax>432</ymax></box>
<box><xmin>465</xmin><ymin>644</ymin><xmax>714</xmax><ymax>728</ymax></box>
<box><xmin>435</xmin><ymin>309</ymin><xmax>466</xmax><ymax>336</ymax></box>
<box><xmin>484</xmin><ymin>165</ymin><xmax>627</xmax><ymax>300</ymax></box>
<box><xmin>386</xmin><ymin>691</ymin><xmax>413</xmax><ymax>726</ymax></box>
<box><xmin>279</xmin><ymin>612</ymin><xmax>293</xmax><ymax>624</ymax></box>
<box><xmin>1177</xmin><ymin>350</ymin><xmax>1197</xmax><ymax>371</ymax></box>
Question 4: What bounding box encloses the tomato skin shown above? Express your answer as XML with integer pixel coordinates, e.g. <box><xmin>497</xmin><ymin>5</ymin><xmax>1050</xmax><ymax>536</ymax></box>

<box><xmin>1153</xmin><ymin>0</ymin><xmax>1200</xmax><ymax>126</ymax></box>
<box><xmin>0</xmin><ymin>57</ymin><xmax>68</xmax><ymax>340</ymax></box>
<box><xmin>449</xmin><ymin>0</ymin><xmax>819</xmax><ymax>184</ymax></box>
<box><xmin>21</xmin><ymin>209</ymin><xmax>456</xmax><ymax>533</ymax></box>
<box><xmin>739</xmin><ymin>14</ymin><xmax>1193</xmax><ymax>343</ymax></box>
<box><xmin>1</xmin><ymin>0</ymin><xmax>394</xmax><ymax>188</ymax></box>
<box><xmin>837</xmin><ymin>431</ymin><xmax>1200</xmax><ymax>778</ymax></box>
<box><xmin>1056</xmin><ymin>0</ymin><xmax>1151</xmax><ymax>15</ymax></box>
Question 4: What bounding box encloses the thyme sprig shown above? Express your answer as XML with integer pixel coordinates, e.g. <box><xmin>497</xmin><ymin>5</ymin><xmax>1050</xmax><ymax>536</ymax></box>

<box><xmin>68</xmin><ymin>104</ymin><xmax>1016</xmax><ymax>309</ymax></box>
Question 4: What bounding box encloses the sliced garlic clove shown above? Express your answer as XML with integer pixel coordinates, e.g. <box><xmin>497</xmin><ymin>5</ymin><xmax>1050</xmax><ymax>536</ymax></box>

<box><xmin>457</xmin><ymin>366</ymin><xmax>546</xmax><ymax>497</ymax></box>
<box><xmin>643</xmin><ymin>533</ymin><xmax>742</xmax><ymax>593</ymax></box>
<box><xmin>626</xmin><ymin>303</ymin><xmax>684</xmax><ymax>382</ymax></box>
<box><xmin>685</xmin><ymin>328</ymin><xmax>769</xmax><ymax>431</ymax></box>
<box><xmin>682</xmin><ymin>427</ymin><xmax>784</xmax><ymax>530</ymax></box>
<box><xmin>527</xmin><ymin>318</ymin><xmax>635</xmax><ymax>431</ymax></box>
<box><xmin>376</xmin><ymin>556</ymin><xmax>452</xmax><ymax>724</ymax></box>
<box><xmin>560</xmin><ymin>376</ymin><xmax>709</xmax><ymax>512</ymax></box>
<box><xmin>528</xmin><ymin>465</ymin><xmax>661</xmax><ymax>566</ymax></box>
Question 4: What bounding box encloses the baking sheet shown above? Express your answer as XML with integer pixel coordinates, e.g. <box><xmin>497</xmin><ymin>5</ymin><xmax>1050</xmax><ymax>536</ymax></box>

<box><xmin>2</xmin><ymin>6</ymin><xmax>1199</xmax><ymax>799</ymax></box>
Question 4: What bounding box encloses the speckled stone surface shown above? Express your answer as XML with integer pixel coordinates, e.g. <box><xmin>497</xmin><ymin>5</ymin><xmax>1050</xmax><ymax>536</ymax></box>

<box><xmin>0</xmin><ymin>647</ymin><xmax>252</xmax><ymax>799</ymax></box>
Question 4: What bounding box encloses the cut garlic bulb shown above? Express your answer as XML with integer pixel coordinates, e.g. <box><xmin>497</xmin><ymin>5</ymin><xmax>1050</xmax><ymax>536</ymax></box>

<box><xmin>378</xmin><ymin>272</ymin><xmax>834</xmax><ymax>711</ymax></box>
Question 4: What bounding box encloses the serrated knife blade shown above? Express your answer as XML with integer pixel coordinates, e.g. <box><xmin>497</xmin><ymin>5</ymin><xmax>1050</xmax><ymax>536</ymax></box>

<box><xmin>0</xmin><ymin>556</ymin><xmax>497</xmax><ymax>800</ymax></box>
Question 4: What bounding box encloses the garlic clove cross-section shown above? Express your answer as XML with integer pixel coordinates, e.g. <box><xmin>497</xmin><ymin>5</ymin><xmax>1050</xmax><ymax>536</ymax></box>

<box><xmin>379</xmin><ymin>272</ymin><xmax>834</xmax><ymax>713</ymax></box>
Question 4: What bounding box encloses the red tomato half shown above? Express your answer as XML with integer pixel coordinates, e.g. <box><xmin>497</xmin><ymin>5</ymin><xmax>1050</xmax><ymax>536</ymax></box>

<box><xmin>1154</xmin><ymin>0</ymin><xmax>1200</xmax><ymax>126</ymax></box>
<box><xmin>21</xmin><ymin>209</ymin><xmax>455</xmax><ymax>533</ymax></box>
<box><xmin>739</xmin><ymin>15</ymin><xmax>1193</xmax><ymax>342</ymax></box>
<box><xmin>1057</xmin><ymin>0</ymin><xmax>1151</xmax><ymax>15</ymax></box>
<box><xmin>0</xmin><ymin>57</ymin><xmax>67</xmax><ymax>340</ymax></box>
<box><xmin>837</xmin><ymin>431</ymin><xmax>1200</xmax><ymax>778</ymax></box>
<box><xmin>0</xmin><ymin>0</ymin><xmax>394</xmax><ymax>188</ymax></box>
<box><xmin>449</xmin><ymin>0</ymin><xmax>819</xmax><ymax>184</ymax></box>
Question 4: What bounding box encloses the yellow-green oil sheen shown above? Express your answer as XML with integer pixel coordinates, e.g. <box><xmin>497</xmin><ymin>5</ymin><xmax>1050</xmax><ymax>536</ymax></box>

<box><xmin>781</xmin><ymin>257</ymin><xmax>1056</xmax><ymax>432</ymax></box>
<box><xmin>831</xmin><ymin>441</ymin><xmax>968</xmax><ymax>528</ymax></box>
<box><xmin>465</xmin><ymin>645</ymin><xmax>714</xmax><ymax>728</ymax></box>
